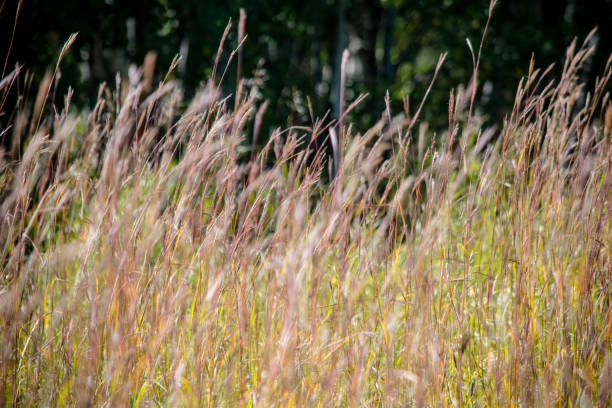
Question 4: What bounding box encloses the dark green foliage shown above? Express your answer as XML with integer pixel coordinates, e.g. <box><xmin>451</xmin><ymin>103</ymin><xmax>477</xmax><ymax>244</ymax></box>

<box><xmin>0</xmin><ymin>0</ymin><xmax>610</xmax><ymax>141</ymax></box>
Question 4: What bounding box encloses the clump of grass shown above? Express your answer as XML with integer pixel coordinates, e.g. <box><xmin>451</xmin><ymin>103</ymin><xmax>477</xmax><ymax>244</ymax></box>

<box><xmin>1</xmin><ymin>21</ymin><xmax>611</xmax><ymax>407</ymax></box>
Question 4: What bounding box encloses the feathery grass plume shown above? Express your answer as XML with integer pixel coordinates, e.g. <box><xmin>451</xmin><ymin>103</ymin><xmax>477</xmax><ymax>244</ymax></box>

<box><xmin>0</xmin><ymin>14</ymin><xmax>611</xmax><ymax>408</ymax></box>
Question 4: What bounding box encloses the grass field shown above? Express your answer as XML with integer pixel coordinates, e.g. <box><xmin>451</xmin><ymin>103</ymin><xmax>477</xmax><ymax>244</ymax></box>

<box><xmin>1</xmin><ymin>24</ymin><xmax>611</xmax><ymax>407</ymax></box>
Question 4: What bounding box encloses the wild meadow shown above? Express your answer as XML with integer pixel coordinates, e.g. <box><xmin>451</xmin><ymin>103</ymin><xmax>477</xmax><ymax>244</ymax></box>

<box><xmin>1</xmin><ymin>13</ymin><xmax>611</xmax><ymax>408</ymax></box>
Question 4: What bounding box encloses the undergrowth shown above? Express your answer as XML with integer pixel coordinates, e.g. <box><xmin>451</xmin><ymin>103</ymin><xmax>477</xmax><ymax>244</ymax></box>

<box><xmin>1</xmin><ymin>15</ymin><xmax>611</xmax><ymax>408</ymax></box>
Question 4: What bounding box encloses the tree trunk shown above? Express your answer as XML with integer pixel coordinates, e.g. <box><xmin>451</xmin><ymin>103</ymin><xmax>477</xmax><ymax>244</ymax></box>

<box><xmin>331</xmin><ymin>0</ymin><xmax>347</xmax><ymax>120</ymax></box>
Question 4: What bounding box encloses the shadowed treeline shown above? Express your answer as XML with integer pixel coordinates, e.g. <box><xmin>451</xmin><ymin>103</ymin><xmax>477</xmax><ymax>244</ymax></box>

<box><xmin>1</xmin><ymin>0</ymin><xmax>610</xmax><ymax>145</ymax></box>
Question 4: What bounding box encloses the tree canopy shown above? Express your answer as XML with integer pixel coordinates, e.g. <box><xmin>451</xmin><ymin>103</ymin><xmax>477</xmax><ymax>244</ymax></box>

<box><xmin>1</xmin><ymin>0</ymin><xmax>610</xmax><ymax>136</ymax></box>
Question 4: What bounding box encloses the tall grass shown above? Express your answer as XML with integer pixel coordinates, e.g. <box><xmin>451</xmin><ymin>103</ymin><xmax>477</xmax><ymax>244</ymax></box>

<box><xmin>1</xmin><ymin>24</ymin><xmax>611</xmax><ymax>407</ymax></box>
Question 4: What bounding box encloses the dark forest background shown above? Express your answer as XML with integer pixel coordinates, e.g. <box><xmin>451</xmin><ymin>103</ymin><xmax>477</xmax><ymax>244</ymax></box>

<box><xmin>1</xmin><ymin>0</ymin><xmax>611</xmax><ymax>141</ymax></box>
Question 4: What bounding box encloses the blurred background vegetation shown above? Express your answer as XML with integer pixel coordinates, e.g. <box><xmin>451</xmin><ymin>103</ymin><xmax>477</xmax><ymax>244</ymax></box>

<box><xmin>1</xmin><ymin>0</ymin><xmax>611</xmax><ymax>141</ymax></box>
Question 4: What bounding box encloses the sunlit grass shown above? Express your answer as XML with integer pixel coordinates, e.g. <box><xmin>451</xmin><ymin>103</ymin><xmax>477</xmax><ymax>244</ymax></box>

<box><xmin>1</xmin><ymin>24</ymin><xmax>611</xmax><ymax>407</ymax></box>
